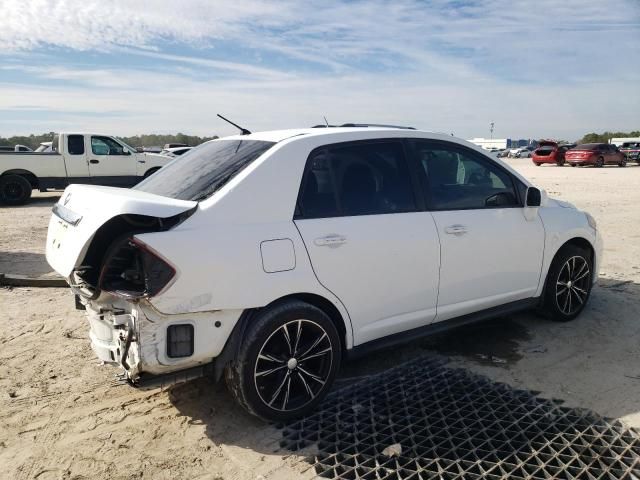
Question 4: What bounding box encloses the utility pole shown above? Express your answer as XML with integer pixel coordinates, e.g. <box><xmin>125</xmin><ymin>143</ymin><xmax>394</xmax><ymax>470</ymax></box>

<box><xmin>490</xmin><ymin>122</ymin><xmax>495</xmax><ymax>140</ymax></box>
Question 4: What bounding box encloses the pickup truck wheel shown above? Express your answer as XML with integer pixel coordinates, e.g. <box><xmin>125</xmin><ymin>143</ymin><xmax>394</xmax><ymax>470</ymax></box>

<box><xmin>0</xmin><ymin>174</ymin><xmax>32</xmax><ymax>205</ymax></box>
<box><xmin>225</xmin><ymin>301</ymin><xmax>341</xmax><ymax>422</ymax></box>
<box><xmin>541</xmin><ymin>245</ymin><xmax>593</xmax><ymax>322</ymax></box>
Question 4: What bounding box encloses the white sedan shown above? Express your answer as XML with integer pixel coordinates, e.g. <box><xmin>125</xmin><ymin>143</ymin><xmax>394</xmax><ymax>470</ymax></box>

<box><xmin>46</xmin><ymin>126</ymin><xmax>602</xmax><ymax>421</ymax></box>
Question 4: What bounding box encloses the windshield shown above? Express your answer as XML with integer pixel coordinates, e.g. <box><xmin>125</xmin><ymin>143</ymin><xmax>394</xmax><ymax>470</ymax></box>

<box><xmin>134</xmin><ymin>139</ymin><xmax>275</xmax><ymax>201</ymax></box>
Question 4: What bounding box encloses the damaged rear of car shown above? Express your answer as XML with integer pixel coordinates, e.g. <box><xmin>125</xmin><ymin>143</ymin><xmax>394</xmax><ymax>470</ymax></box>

<box><xmin>46</xmin><ymin>138</ymin><xmax>276</xmax><ymax>386</ymax></box>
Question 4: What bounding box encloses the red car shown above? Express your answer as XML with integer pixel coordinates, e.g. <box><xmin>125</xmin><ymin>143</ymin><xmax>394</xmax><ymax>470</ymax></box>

<box><xmin>531</xmin><ymin>141</ymin><xmax>575</xmax><ymax>166</ymax></box>
<box><xmin>565</xmin><ymin>143</ymin><xmax>627</xmax><ymax>167</ymax></box>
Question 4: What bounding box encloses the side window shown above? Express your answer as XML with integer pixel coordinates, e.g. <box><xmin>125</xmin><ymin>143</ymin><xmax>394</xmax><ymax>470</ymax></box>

<box><xmin>413</xmin><ymin>141</ymin><xmax>518</xmax><ymax>210</ymax></box>
<box><xmin>298</xmin><ymin>141</ymin><xmax>417</xmax><ymax>218</ymax></box>
<box><xmin>67</xmin><ymin>135</ymin><xmax>85</xmax><ymax>155</ymax></box>
<box><xmin>91</xmin><ymin>136</ymin><xmax>126</xmax><ymax>156</ymax></box>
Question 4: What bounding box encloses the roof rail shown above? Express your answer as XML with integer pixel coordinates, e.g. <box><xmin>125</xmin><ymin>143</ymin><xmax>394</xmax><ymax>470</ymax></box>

<box><xmin>311</xmin><ymin>123</ymin><xmax>416</xmax><ymax>130</ymax></box>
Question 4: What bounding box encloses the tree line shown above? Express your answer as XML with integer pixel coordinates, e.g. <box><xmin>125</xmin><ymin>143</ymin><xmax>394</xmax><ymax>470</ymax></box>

<box><xmin>0</xmin><ymin>132</ymin><xmax>219</xmax><ymax>149</ymax></box>
<box><xmin>1</xmin><ymin>130</ymin><xmax>638</xmax><ymax>149</ymax></box>
<box><xmin>577</xmin><ymin>131</ymin><xmax>640</xmax><ymax>144</ymax></box>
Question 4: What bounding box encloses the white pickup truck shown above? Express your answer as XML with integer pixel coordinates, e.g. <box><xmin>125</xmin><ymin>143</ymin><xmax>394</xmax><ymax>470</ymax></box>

<box><xmin>0</xmin><ymin>133</ymin><xmax>173</xmax><ymax>205</ymax></box>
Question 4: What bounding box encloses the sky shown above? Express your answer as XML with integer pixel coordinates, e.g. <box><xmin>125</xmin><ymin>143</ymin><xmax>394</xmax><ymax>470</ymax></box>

<box><xmin>0</xmin><ymin>0</ymin><xmax>638</xmax><ymax>141</ymax></box>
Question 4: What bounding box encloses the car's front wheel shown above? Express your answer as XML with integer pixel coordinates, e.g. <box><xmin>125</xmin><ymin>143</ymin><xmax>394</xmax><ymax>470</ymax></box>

<box><xmin>542</xmin><ymin>245</ymin><xmax>593</xmax><ymax>322</ymax></box>
<box><xmin>225</xmin><ymin>301</ymin><xmax>341</xmax><ymax>421</ymax></box>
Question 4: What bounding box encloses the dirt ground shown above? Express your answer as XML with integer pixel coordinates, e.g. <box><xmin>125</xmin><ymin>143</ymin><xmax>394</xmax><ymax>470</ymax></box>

<box><xmin>1</xmin><ymin>160</ymin><xmax>639</xmax><ymax>479</ymax></box>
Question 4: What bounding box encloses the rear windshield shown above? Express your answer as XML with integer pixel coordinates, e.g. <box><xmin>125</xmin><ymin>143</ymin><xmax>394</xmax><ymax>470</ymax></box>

<box><xmin>135</xmin><ymin>139</ymin><xmax>275</xmax><ymax>201</ymax></box>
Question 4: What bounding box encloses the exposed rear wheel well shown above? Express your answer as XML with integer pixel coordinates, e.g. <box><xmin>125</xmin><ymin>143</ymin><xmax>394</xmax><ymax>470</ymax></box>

<box><xmin>265</xmin><ymin>293</ymin><xmax>349</xmax><ymax>352</ymax></box>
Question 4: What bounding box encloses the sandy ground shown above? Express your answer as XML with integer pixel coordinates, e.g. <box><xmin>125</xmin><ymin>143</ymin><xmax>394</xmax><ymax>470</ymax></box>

<box><xmin>1</xmin><ymin>160</ymin><xmax>639</xmax><ymax>479</ymax></box>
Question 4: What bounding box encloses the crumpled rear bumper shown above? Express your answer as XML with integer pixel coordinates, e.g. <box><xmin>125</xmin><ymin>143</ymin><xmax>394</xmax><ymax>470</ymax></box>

<box><xmin>85</xmin><ymin>302</ymin><xmax>140</xmax><ymax>377</ymax></box>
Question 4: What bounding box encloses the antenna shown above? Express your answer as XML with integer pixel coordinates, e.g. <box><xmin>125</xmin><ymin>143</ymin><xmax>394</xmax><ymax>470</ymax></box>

<box><xmin>217</xmin><ymin>114</ymin><xmax>251</xmax><ymax>135</ymax></box>
<box><xmin>323</xmin><ymin>116</ymin><xmax>329</xmax><ymax>127</ymax></box>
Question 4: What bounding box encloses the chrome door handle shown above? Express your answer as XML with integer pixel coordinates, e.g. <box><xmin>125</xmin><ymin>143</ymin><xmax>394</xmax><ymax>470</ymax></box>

<box><xmin>444</xmin><ymin>225</ymin><xmax>468</xmax><ymax>236</ymax></box>
<box><xmin>314</xmin><ymin>234</ymin><xmax>347</xmax><ymax>247</ymax></box>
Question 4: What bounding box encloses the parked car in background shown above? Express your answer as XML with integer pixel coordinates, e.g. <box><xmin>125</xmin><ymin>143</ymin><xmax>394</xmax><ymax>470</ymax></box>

<box><xmin>163</xmin><ymin>143</ymin><xmax>188</xmax><ymax>149</ymax></box>
<box><xmin>160</xmin><ymin>146</ymin><xmax>194</xmax><ymax>157</ymax></box>
<box><xmin>0</xmin><ymin>133</ymin><xmax>172</xmax><ymax>204</ymax></box>
<box><xmin>0</xmin><ymin>144</ymin><xmax>33</xmax><ymax>152</ymax></box>
<box><xmin>532</xmin><ymin>142</ymin><xmax>576</xmax><ymax>166</ymax></box>
<box><xmin>35</xmin><ymin>142</ymin><xmax>53</xmax><ymax>153</ymax></box>
<box><xmin>46</xmin><ymin>126</ymin><xmax>602</xmax><ymax>421</ymax></box>
<box><xmin>619</xmin><ymin>142</ymin><xmax>640</xmax><ymax>163</ymax></box>
<box><xmin>565</xmin><ymin>143</ymin><xmax>627</xmax><ymax>167</ymax></box>
<box><xmin>508</xmin><ymin>146</ymin><xmax>532</xmax><ymax>158</ymax></box>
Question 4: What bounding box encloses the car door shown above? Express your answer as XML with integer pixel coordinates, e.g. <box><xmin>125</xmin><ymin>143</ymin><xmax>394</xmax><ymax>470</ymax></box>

<box><xmin>294</xmin><ymin>140</ymin><xmax>441</xmax><ymax>346</ymax></box>
<box><xmin>410</xmin><ymin>139</ymin><xmax>545</xmax><ymax>322</ymax></box>
<box><xmin>88</xmin><ymin>135</ymin><xmax>137</xmax><ymax>187</ymax></box>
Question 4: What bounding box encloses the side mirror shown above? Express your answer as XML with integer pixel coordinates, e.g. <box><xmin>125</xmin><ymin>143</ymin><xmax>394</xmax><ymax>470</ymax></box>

<box><xmin>526</xmin><ymin>187</ymin><xmax>541</xmax><ymax>207</ymax></box>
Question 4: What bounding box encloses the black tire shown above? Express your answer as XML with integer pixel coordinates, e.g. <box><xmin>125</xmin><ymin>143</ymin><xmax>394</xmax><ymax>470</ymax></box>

<box><xmin>225</xmin><ymin>300</ymin><xmax>341</xmax><ymax>421</ymax></box>
<box><xmin>541</xmin><ymin>245</ymin><xmax>593</xmax><ymax>322</ymax></box>
<box><xmin>534</xmin><ymin>163</ymin><xmax>541</xmax><ymax>167</ymax></box>
<box><xmin>570</xmin><ymin>163</ymin><xmax>576</xmax><ymax>167</ymax></box>
<box><xmin>595</xmin><ymin>156</ymin><xmax>604</xmax><ymax>168</ymax></box>
<box><xmin>619</xmin><ymin>158</ymin><xmax>627</xmax><ymax>167</ymax></box>
<box><xmin>0</xmin><ymin>174</ymin><xmax>32</xmax><ymax>205</ymax></box>
<box><xmin>556</xmin><ymin>158</ymin><xmax>565</xmax><ymax>166</ymax></box>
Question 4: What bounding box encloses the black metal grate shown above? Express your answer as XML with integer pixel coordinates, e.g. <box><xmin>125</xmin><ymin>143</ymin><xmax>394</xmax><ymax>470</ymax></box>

<box><xmin>279</xmin><ymin>356</ymin><xmax>640</xmax><ymax>479</ymax></box>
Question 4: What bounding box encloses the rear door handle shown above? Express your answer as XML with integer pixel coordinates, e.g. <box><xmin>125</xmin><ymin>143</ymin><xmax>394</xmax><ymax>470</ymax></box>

<box><xmin>314</xmin><ymin>234</ymin><xmax>347</xmax><ymax>247</ymax></box>
<box><xmin>89</xmin><ymin>159</ymin><xmax>100</xmax><ymax>164</ymax></box>
<box><xmin>138</xmin><ymin>160</ymin><xmax>146</xmax><ymax>163</ymax></box>
<box><xmin>444</xmin><ymin>225</ymin><xmax>468</xmax><ymax>236</ymax></box>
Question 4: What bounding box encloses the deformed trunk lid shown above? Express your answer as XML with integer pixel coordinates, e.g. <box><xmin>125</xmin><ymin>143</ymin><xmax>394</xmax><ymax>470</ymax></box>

<box><xmin>46</xmin><ymin>184</ymin><xmax>196</xmax><ymax>278</ymax></box>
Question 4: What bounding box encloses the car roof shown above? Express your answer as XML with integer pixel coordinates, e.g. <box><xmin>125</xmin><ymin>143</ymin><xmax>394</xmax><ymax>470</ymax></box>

<box><xmin>219</xmin><ymin>127</ymin><xmax>461</xmax><ymax>144</ymax></box>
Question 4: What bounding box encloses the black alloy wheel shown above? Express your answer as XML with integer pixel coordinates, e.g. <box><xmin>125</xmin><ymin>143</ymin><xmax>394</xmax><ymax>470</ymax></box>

<box><xmin>225</xmin><ymin>300</ymin><xmax>341</xmax><ymax>421</ymax></box>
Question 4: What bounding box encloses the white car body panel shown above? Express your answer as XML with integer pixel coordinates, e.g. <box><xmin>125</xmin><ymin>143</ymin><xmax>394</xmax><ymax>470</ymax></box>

<box><xmin>295</xmin><ymin>212</ymin><xmax>440</xmax><ymax>345</ymax></box>
<box><xmin>431</xmin><ymin>207</ymin><xmax>545</xmax><ymax>321</ymax></box>
<box><xmin>44</xmin><ymin>127</ymin><xmax>602</xmax><ymax>385</ymax></box>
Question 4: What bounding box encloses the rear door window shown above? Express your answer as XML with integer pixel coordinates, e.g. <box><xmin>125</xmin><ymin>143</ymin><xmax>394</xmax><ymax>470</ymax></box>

<box><xmin>297</xmin><ymin>140</ymin><xmax>417</xmax><ymax>218</ymax></box>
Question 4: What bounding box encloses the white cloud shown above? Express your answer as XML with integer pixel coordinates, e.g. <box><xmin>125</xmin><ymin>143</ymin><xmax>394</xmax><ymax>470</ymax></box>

<box><xmin>0</xmin><ymin>0</ymin><xmax>638</xmax><ymax>139</ymax></box>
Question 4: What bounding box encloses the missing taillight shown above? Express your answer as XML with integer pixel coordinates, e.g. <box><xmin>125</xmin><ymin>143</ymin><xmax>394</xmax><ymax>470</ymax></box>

<box><xmin>99</xmin><ymin>237</ymin><xmax>175</xmax><ymax>299</ymax></box>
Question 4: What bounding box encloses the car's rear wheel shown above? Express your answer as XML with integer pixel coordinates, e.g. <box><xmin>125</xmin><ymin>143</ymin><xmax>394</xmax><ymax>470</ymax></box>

<box><xmin>541</xmin><ymin>245</ymin><xmax>593</xmax><ymax>322</ymax></box>
<box><xmin>618</xmin><ymin>158</ymin><xmax>627</xmax><ymax>167</ymax></box>
<box><xmin>0</xmin><ymin>174</ymin><xmax>32</xmax><ymax>205</ymax></box>
<box><xmin>570</xmin><ymin>163</ymin><xmax>576</xmax><ymax>167</ymax></box>
<box><xmin>534</xmin><ymin>162</ymin><xmax>541</xmax><ymax>166</ymax></box>
<box><xmin>225</xmin><ymin>301</ymin><xmax>341</xmax><ymax>421</ymax></box>
<box><xmin>595</xmin><ymin>156</ymin><xmax>604</xmax><ymax>168</ymax></box>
